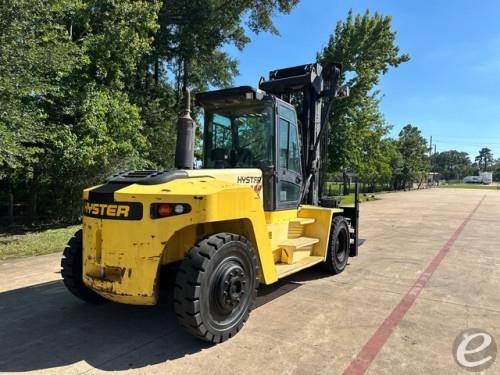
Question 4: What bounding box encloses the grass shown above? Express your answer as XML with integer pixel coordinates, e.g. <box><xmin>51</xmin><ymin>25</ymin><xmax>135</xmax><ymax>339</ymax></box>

<box><xmin>338</xmin><ymin>192</ymin><xmax>377</xmax><ymax>205</ymax></box>
<box><xmin>438</xmin><ymin>183</ymin><xmax>499</xmax><ymax>190</ymax></box>
<box><xmin>0</xmin><ymin>225</ymin><xmax>80</xmax><ymax>261</ymax></box>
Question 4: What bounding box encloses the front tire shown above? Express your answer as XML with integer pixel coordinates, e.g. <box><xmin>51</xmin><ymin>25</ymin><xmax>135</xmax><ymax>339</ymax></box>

<box><xmin>323</xmin><ymin>216</ymin><xmax>350</xmax><ymax>274</ymax></box>
<box><xmin>61</xmin><ymin>229</ymin><xmax>107</xmax><ymax>304</ymax></box>
<box><xmin>174</xmin><ymin>233</ymin><xmax>259</xmax><ymax>343</ymax></box>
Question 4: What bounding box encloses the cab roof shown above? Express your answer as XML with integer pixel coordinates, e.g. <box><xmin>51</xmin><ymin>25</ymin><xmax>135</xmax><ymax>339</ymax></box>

<box><xmin>195</xmin><ymin>86</ymin><xmax>267</xmax><ymax>108</ymax></box>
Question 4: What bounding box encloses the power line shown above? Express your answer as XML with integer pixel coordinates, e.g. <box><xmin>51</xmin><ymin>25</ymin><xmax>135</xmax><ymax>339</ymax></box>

<box><xmin>434</xmin><ymin>140</ymin><xmax>500</xmax><ymax>147</ymax></box>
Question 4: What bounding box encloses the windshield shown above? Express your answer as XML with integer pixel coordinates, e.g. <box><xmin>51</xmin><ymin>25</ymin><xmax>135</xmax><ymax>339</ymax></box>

<box><xmin>203</xmin><ymin>104</ymin><xmax>274</xmax><ymax>169</ymax></box>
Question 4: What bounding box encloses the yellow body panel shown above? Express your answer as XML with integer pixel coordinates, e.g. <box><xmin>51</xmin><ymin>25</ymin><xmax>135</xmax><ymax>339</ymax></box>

<box><xmin>81</xmin><ymin>169</ymin><xmax>339</xmax><ymax>305</ymax></box>
<box><xmin>264</xmin><ymin>210</ymin><xmax>298</xmax><ymax>262</ymax></box>
<box><xmin>299</xmin><ymin>206</ymin><xmax>342</xmax><ymax>258</ymax></box>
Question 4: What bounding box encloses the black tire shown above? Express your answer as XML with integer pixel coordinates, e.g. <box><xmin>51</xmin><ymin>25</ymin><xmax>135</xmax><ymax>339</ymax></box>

<box><xmin>61</xmin><ymin>229</ymin><xmax>107</xmax><ymax>304</ymax></box>
<box><xmin>323</xmin><ymin>216</ymin><xmax>350</xmax><ymax>274</ymax></box>
<box><xmin>174</xmin><ymin>233</ymin><xmax>259</xmax><ymax>343</ymax></box>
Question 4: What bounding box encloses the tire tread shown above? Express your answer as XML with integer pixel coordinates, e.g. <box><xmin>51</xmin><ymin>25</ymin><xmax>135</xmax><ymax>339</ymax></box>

<box><xmin>174</xmin><ymin>232</ymin><xmax>259</xmax><ymax>343</ymax></box>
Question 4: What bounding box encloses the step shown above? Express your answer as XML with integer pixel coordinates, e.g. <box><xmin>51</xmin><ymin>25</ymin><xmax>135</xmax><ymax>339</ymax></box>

<box><xmin>290</xmin><ymin>217</ymin><xmax>315</xmax><ymax>225</ymax></box>
<box><xmin>279</xmin><ymin>236</ymin><xmax>319</xmax><ymax>251</ymax></box>
<box><xmin>287</xmin><ymin>218</ymin><xmax>316</xmax><ymax>238</ymax></box>
<box><xmin>276</xmin><ymin>256</ymin><xmax>324</xmax><ymax>279</ymax></box>
<box><xmin>281</xmin><ymin>247</ymin><xmax>312</xmax><ymax>264</ymax></box>
<box><xmin>279</xmin><ymin>236</ymin><xmax>319</xmax><ymax>264</ymax></box>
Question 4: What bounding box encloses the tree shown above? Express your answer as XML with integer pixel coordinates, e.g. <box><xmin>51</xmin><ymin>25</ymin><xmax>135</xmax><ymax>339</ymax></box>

<box><xmin>318</xmin><ymin>10</ymin><xmax>409</xmax><ymax>185</ymax></box>
<box><xmin>393</xmin><ymin>125</ymin><xmax>429</xmax><ymax>189</ymax></box>
<box><xmin>431</xmin><ymin>150</ymin><xmax>471</xmax><ymax>181</ymax></box>
<box><xmin>151</xmin><ymin>0</ymin><xmax>299</xmax><ymax>102</ymax></box>
<box><xmin>0</xmin><ymin>0</ymin><xmax>301</xmax><ymax>224</ymax></box>
<box><xmin>493</xmin><ymin>159</ymin><xmax>500</xmax><ymax>182</ymax></box>
<box><xmin>475</xmin><ymin>147</ymin><xmax>493</xmax><ymax>171</ymax></box>
<box><xmin>0</xmin><ymin>0</ymin><xmax>159</xmax><ymax>223</ymax></box>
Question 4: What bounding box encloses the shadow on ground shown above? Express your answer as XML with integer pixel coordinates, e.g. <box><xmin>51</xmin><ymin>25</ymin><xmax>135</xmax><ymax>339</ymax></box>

<box><xmin>0</xmin><ymin>266</ymin><xmax>328</xmax><ymax>372</ymax></box>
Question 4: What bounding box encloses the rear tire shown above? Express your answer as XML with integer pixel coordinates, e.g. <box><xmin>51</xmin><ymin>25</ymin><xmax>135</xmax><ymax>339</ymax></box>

<box><xmin>323</xmin><ymin>216</ymin><xmax>350</xmax><ymax>274</ymax></box>
<box><xmin>61</xmin><ymin>229</ymin><xmax>107</xmax><ymax>304</ymax></box>
<box><xmin>174</xmin><ymin>233</ymin><xmax>259</xmax><ymax>343</ymax></box>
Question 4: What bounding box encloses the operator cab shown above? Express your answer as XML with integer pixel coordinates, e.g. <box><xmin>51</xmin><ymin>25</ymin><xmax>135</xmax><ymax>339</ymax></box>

<box><xmin>197</xmin><ymin>87</ymin><xmax>303</xmax><ymax>210</ymax></box>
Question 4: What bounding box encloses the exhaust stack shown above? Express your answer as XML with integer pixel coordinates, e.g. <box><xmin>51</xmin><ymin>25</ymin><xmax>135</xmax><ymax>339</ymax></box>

<box><xmin>174</xmin><ymin>88</ymin><xmax>196</xmax><ymax>169</ymax></box>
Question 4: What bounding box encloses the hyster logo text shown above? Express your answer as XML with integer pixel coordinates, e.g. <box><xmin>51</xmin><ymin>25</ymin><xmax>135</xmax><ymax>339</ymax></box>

<box><xmin>236</xmin><ymin>176</ymin><xmax>262</xmax><ymax>184</ymax></box>
<box><xmin>84</xmin><ymin>202</ymin><xmax>130</xmax><ymax>218</ymax></box>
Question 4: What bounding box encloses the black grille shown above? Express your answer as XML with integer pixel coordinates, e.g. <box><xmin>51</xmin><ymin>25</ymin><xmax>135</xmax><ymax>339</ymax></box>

<box><xmin>106</xmin><ymin>170</ymin><xmax>188</xmax><ymax>185</ymax></box>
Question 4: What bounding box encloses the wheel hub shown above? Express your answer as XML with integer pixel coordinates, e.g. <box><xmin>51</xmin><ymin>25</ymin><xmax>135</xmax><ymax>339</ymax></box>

<box><xmin>216</xmin><ymin>263</ymin><xmax>247</xmax><ymax>313</ymax></box>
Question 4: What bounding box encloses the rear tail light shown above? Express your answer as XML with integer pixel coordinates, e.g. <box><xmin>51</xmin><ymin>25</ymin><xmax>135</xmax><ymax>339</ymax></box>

<box><xmin>150</xmin><ymin>203</ymin><xmax>191</xmax><ymax>219</ymax></box>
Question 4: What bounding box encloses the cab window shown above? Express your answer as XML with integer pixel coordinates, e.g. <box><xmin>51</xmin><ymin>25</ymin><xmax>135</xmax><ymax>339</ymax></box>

<box><xmin>203</xmin><ymin>104</ymin><xmax>274</xmax><ymax>169</ymax></box>
<box><xmin>278</xmin><ymin>118</ymin><xmax>301</xmax><ymax>174</ymax></box>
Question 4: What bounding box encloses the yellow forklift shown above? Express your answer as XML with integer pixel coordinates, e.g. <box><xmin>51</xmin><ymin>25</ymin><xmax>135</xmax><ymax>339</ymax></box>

<box><xmin>61</xmin><ymin>62</ymin><xmax>360</xmax><ymax>343</ymax></box>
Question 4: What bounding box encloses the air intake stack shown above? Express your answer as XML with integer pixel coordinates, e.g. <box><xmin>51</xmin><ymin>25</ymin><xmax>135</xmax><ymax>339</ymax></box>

<box><xmin>174</xmin><ymin>89</ymin><xmax>196</xmax><ymax>169</ymax></box>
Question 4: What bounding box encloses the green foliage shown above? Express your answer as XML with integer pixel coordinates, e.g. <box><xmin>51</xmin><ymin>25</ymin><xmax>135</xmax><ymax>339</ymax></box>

<box><xmin>319</xmin><ymin>10</ymin><xmax>410</xmax><ymax>186</ymax></box>
<box><xmin>155</xmin><ymin>0</ymin><xmax>299</xmax><ymax>100</ymax></box>
<box><xmin>1</xmin><ymin>0</ymin><xmax>160</xmax><ymax>223</ymax></box>
<box><xmin>0</xmin><ymin>0</ymin><xmax>299</xmax><ymax>224</ymax></box>
<box><xmin>493</xmin><ymin>165</ymin><xmax>500</xmax><ymax>182</ymax></box>
<box><xmin>475</xmin><ymin>147</ymin><xmax>493</xmax><ymax>171</ymax></box>
<box><xmin>392</xmin><ymin>125</ymin><xmax>429</xmax><ymax>189</ymax></box>
<box><xmin>0</xmin><ymin>0</ymin><xmax>82</xmax><ymax>174</ymax></box>
<box><xmin>431</xmin><ymin>150</ymin><xmax>472</xmax><ymax>180</ymax></box>
<box><xmin>76</xmin><ymin>86</ymin><xmax>148</xmax><ymax>167</ymax></box>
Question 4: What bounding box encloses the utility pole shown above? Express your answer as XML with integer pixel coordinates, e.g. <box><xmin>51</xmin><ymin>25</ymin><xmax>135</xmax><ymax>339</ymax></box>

<box><xmin>429</xmin><ymin>136</ymin><xmax>433</xmax><ymax>171</ymax></box>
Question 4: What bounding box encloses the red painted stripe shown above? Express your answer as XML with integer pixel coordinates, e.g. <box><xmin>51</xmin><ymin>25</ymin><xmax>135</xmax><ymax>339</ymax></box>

<box><xmin>343</xmin><ymin>195</ymin><xmax>486</xmax><ymax>375</ymax></box>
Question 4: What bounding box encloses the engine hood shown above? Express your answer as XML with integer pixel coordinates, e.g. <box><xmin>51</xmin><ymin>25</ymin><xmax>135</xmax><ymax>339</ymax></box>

<box><xmin>83</xmin><ymin>168</ymin><xmax>263</xmax><ymax>203</ymax></box>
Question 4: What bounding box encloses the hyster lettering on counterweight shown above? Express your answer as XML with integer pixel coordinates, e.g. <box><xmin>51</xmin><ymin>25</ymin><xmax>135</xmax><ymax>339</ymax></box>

<box><xmin>82</xmin><ymin>200</ymin><xmax>143</xmax><ymax>220</ymax></box>
<box><xmin>236</xmin><ymin>176</ymin><xmax>262</xmax><ymax>184</ymax></box>
<box><xmin>84</xmin><ymin>202</ymin><xmax>130</xmax><ymax>218</ymax></box>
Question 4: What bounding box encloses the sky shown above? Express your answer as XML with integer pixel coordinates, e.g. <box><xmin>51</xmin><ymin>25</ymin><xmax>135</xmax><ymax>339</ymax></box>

<box><xmin>225</xmin><ymin>0</ymin><xmax>500</xmax><ymax>160</ymax></box>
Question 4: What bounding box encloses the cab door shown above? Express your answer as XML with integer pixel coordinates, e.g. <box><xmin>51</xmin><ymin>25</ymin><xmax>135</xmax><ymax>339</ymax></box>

<box><xmin>277</xmin><ymin>104</ymin><xmax>303</xmax><ymax>209</ymax></box>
